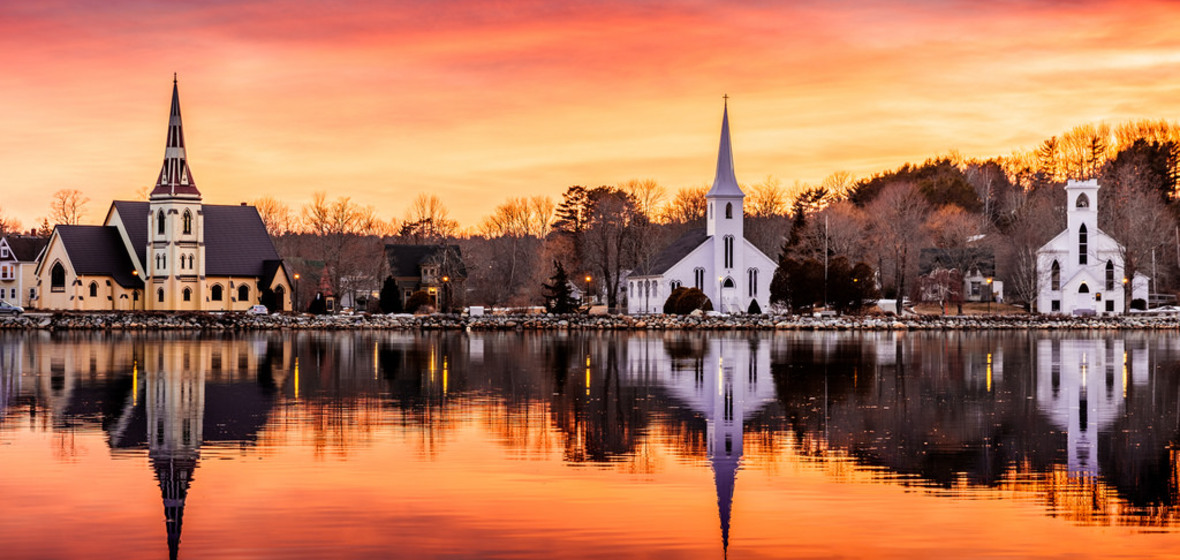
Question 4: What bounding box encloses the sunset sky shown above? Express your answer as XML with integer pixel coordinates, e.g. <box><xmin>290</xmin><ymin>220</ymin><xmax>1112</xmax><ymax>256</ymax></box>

<box><xmin>3</xmin><ymin>0</ymin><xmax>1180</xmax><ymax>229</ymax></box>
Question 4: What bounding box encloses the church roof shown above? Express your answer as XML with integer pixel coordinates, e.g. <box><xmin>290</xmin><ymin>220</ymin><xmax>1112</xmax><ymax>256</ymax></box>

<box><xmin>384</xmin><ymin>244</ymin><xmax>467</xmax><ymax>278</ymax></box>
<box><xmin>2</xmin><ymin>235</ymin><xmax>49</xmax><ymax>262</ymax></box>
<box><xmin>633</xmin><ymin>228</ymin><xmax>709</xmax><ymax>276</ymax></box>
<box><xmin>705</xmin><ymin>100</ymin><xmax>744</xmax><ymax>199</ymax></box>
<box><xmin>112</xmin><ymin>201</ymin><xmax>281</xmax><ymax>277</ymax></box>
<box><xmin>55</xmin><ymin>225</ymin><xmax>144</xmax><ymax>288</ymax></box>
<box><xmin>150</xmin><ymin>77</ymin><xmax>200</xmax><ymax>199</ymax></box>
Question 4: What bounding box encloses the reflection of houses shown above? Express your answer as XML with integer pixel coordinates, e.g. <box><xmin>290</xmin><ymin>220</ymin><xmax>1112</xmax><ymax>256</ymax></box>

<box><xmin>1036</xmin><ymin>338</ymin><xmax>1148</xmax><ymax>477</ymax></box>
<box><xmin>383</xmin><ymin>245</ymin><xmax>466</xmax><ymax>310</ymax></box>
<box><xmin>626</xmin><ymin>102</ymin><xmax>776</xmax><ymax>314</ymax></box>
<box><xmin>1036</xmin><ymin>179</ymin><xmax>1148</xmax><ymax>315</ymax></box>
<box><xmin>0</xmin><ymin>235</ymin><xmax>49</xmax><ymax>308</ymax></box>
<box><xmin>625</xmin><ymin>334</ymin><xmax>776</xmax><ymax>553</ymax></box>
<box><xmin>32</xmin><ymin>78</ymin><xmax>292</xmax><ymax>312</ymax></box>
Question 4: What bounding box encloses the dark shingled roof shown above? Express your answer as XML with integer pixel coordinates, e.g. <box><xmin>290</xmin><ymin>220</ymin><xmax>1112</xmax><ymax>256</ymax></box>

<box><xmin>634</xmin><ymin>229</ymin><xmax>709</xmax><ymax>276</ymax></box>
<box><xmin>112</xmin><ymin>201</ymin><xmax>280</xmax><ymax>277</ymax></box>
<box><xmin>384</xmin><ymin>245</ymin><xmax>466</xmax><ymax>278</ymax></box>
<box><xmin>3</xmin><ymin>235</ymin><xmax>49</xmax><ymax>262</ymax></box>
<box><xmin>56</xmin><ymin>225</ymin><xmax>144</xmax><ymax>288</ymax></box>
<box><xmin>918</xmin><ymin>247</ymin><xmax>996</xmax><ymax>277</ymax></box>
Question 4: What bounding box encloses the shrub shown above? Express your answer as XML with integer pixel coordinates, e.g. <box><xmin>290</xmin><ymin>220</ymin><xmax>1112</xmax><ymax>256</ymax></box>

<box><xmin>664</xmin><ymin>287</ymin><xmax>713</xmax><ymax>314</ymax></box>
<box><xmin>405</xmin><ymin>290</ymin><xmax>435</xmax><ymax>314</ymax></box>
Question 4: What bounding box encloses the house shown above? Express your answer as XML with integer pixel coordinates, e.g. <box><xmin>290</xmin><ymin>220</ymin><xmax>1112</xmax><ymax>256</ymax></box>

<box><xmin>0</xmin><ymin>234</ymin><xmax>49</xmax><ymax>308</ymax></box>
<box><xmin>32</xmin><ymin>77</ymin><xmax>292</xmax><ymax>312</ymax></box>
<box><xmin>626</xmin><ymin>101</ymin><xmax>776</xmax><ymax>314</ymax></box>
<box><xmin>1036</xmin><ymin>179</ymin><xmax>1148</xmax><ymax>315</ymax></box>
<box><xmin>383</xmin><ymin>244</ymin><xmax>466</xmax><ymax>311</ymax></box>
<box><xmin>917</xmin><ymin>247</ymin><xmax>1002</xmax><ymax>304</ymax></box>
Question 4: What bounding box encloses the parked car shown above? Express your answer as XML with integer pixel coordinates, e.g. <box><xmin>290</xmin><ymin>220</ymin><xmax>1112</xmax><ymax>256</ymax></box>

<box><xmin>0</xmin><ymin>301</ymin><xmax>24</xmax><ymax>316</ymax></box>
<box><xmin>247</xmin><ymin>305</ymin><xmax>269</xmax><ymax>315</ymax></box>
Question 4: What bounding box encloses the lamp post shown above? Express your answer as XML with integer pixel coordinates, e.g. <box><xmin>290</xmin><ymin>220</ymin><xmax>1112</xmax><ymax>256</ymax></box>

<box><xmin>441</xmin><ymin>275</ymin><xmax>450</xmax><ymax>313</ymax></box>
<box><xmin>986</xmin><ymin>277</ymin><xmax>993</xmax><ymax>314</ymax></box>
<box><xmin>584</xmin><ymin>275</ymin><xmax>592</xmax><ymax>306</ymax></box>
<box><xmin>293</xmin><ymin>273</ymin><xmax>301</xmax><ymax>313</ymax></box>
<box><xmin>1123</xmin><ymin>276</ymin><xmax>1129</xmax><ymax>312</ymax></box>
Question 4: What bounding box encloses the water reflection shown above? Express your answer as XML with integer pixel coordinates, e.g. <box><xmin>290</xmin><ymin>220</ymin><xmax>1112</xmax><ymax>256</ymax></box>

<box><xmin>4</xmin><ymin>331</ymin><xmax>1180</xmax><ymax>558</ymax></box>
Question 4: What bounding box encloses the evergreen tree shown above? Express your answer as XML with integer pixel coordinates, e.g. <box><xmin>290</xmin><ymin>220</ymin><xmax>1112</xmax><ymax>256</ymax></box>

<box><xmin>542</xmin><ymin>260</ymin><xmax>578</xmax><ymax>313</ymax></box>
<box><xmin>379</xmin><ymin>276</ymin><xmax>402</xmax><ymax>313</ymax></box>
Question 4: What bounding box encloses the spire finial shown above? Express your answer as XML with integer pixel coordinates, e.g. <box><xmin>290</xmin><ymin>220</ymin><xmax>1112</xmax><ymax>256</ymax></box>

<box><xmin>723</xmin><ymin>93</ymin><xmax>728</xmax><ymax>108</ymax></box>
<box><xmin>173</xmin><ymin>72</ymin><xmax>177</xmax><ymax>84</ymax></box>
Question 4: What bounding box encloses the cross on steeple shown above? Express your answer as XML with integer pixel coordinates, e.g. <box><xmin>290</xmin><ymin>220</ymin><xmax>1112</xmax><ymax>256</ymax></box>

<box><xmin>723</xmin><ymin>94</ymin><xmax>728</xmax><ymax>107</ymax></box>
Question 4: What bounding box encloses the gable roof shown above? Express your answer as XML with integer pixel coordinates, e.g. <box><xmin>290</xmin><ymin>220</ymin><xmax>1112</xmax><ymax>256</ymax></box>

<box><xmin>111</xmin><ymin>201</ymin><xmax>280</xmax><ymax>277</ymax></box>
<box><xmin>634</xmin><ymin>228</ymin><xmax>709</xmax><ymax>276</ymax></box>
<box><xmin>384</xmin><ymin>245</ymin><xmax>466</xmax><ymax>278</ymax></box>
<box><xmin>918</xmin><ymin>247</ymin><xmax>995</xmax><ymax>276</ymax></box>
<box><xmin>2</xmin><ymin>235</ymin><xmax>49</xmax><ymax>262</ymax></box>
<box><xmin>55</xmin><ymin>225</ymin><xmax>144</xmax><ymax>288</ymax></box>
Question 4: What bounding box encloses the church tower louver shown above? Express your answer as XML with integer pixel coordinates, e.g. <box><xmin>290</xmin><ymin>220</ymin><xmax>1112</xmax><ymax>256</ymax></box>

<box><xmin>148</xmin><ymin>76</ymin><xmax>206</xmax><ymax>311</ymax></box>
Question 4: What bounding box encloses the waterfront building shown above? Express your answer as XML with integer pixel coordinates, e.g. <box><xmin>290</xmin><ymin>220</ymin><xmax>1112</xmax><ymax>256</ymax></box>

<box><xmin>1035</xmin><ymin>179</ymin><xmax>1148</xmax><ymax>315</ymax></box>
<box><xmin>32</xmin><ymin>78</ymin><xmax>292</xmax><ymax>311</ymax></box>
<box><xmin>627</xmin><ymin>102</ymin><xmax>776</xmax><ymax>314</ymax></box>
<box><xmin>0</xmin><ymin>234</ymin><xmax>49</xmax><ymax>308</ymax></box>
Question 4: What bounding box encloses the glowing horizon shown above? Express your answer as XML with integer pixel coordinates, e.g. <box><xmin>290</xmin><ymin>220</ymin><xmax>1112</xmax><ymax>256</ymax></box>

<box><xmin>3</xmin><ymin>0</ymin><xmax>1180</xmax><ymax>230</ymax></box>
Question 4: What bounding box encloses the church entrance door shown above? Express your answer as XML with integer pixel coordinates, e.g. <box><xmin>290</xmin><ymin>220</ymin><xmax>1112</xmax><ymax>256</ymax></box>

<box><xmin>721</xmin><ymin>277</ymin><xmax>737</xmax><ymax>313</ymax></box>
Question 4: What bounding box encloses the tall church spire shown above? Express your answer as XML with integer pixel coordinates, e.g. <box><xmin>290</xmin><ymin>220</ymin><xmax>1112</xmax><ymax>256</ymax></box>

<box><xmin>150</xmin><ymin>75</ymin><xmax>200</xmax><ymax>199</ymax></box>
<box><xmin>706</xmin><ymin>96</ymin><xmax>743</xmax><ymax>198</ymax></box>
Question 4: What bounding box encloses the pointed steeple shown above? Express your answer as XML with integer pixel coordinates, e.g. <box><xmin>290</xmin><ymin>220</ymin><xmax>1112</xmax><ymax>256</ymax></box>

<box><xmin>713</xmin><ymin>457</ymin><xmax>737</xmax><ymax>556</ymax></box>
<box><xmin>150</xmin><ymin>75</ymin><xmax>200</xmax><ymax>199</ymax></box>
<box><xmin>706</xmin><ymin>96</ymin><xmax>744</xmax><ymax>198</ymax></box>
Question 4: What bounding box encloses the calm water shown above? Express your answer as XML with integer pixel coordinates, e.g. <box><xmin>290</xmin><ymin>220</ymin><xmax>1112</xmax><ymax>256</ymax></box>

<box><xmin>4</xmin><ymin>331</ymin><xmax>1180</xmax><ymax>558</ymax></box>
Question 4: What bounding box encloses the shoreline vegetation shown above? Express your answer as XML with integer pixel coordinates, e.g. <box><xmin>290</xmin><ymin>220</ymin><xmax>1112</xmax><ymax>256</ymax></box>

<box><xmin>3</xmin><ymin>310</ymin><xmax>1180</xmax><ymax>331</ymax></box>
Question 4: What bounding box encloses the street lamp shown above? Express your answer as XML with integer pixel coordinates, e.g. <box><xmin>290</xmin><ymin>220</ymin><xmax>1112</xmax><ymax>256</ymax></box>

<box><xmin>293</xmin><ymin>273</ymin><xmax>301</xmax><ymax>312</ymax></box>
<box><xmin>584</xmin><ymin>275</ymin><xmax>592</xmax><ymax>306</ymax></box>
<box><xmin>441</xmin><ymin>275</ymin><xmax>450</xmax><ymax>313</ymax></box>
<box><xmin>986</xmin><ymin>277</ymin><xmax>993</xmax><ymax>314</ymax></box>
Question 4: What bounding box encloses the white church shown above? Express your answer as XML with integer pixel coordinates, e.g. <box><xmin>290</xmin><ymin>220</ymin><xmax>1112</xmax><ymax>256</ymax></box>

<box><xmin>626</xmin><ymin>102</ymin><xmax>776</xmax><ymax>314</ymax></box>
<box><xmin>1035</xmin><ymin>179</ymin><xmax>1148</xmax><ymax>315</ymax></box>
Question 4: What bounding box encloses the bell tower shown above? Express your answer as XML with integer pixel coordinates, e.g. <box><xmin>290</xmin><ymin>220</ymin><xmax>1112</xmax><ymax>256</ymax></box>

<box><xmin>147</xmin><ymin>75</ymin><xmax>205</xmax><ymax>310</ymax></box>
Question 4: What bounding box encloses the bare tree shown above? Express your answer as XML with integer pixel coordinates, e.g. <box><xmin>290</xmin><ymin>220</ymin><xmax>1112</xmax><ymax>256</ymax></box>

<box><xmin>997</xmin><ymin>187</ymin><xmax>1064</xmax><ymax>310</ymax></box>
<box><xmin>659</xmin><ymin>185</ymin><xmax>708</xmax><ymax>225</ymax></box>
<box><xmin>49</xmin><ymin>189</ymin><xmax>89</xmax><ymax>225</ymax></box>
<box><xmin>253</xmin><ymin>196</ymin><xmax>294</xmax><ymax>237</ymax></box>
<box><xmin>746</xmin><ymin>176</ymin><xmax>788</xmax><ymax>217</ymax></box>
<box><xmin>299</xmin><ymin>191</ymin><xmax>385</xmax><ymax>299</ymax></box>
<box><xmin>866</xmin><ymin>182</ymin><xmax>931</xmax><ymax>313</ymax></box>
<box><xmin>399</xmin><ymin>193</ymin><xmax>459</xmax><ymax>244</ymax></box>
<box><xmin>820</xmin><ymin>171</ymin><xmax>857</xmax><ymax>200</ymax></box>
<box><xmin>583</xmin><ymin>188</ymin><xmax>644</xmax><ymax>311</ymax></box>
<box><xmin>620</xmin><ymin>179</ymin><xmax>666</xmax><ymax>222</ymax></box>
<box><xmin>0</xmin><ymin>207</ymin><xmax>21</xmax><ymax>236</ymax></box>
<box><xmin>1101</xmin><ymin>168</ymin><xmax>1178</xmax><ymax>308</ymax></box>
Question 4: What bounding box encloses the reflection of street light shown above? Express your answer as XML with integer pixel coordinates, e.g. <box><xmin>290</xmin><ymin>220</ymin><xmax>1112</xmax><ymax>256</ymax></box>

<box><xmin>986</xmin><ymin>277</ymin><xmax>993</xmax><ymax>314</ymax></box>
<box><xmin>293</xmin><ymin>273</ymin><xmax>301</xmax><ymax>312</ymax></box>
<box><xmin>584</xmin><ymin>275</ymin><xmax>592</xmax><ymax>305</ymax></box>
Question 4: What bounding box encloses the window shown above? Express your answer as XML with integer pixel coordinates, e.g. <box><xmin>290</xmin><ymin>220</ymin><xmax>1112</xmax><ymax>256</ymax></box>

<box><xmin>1106</xmin><ymin>300</ymin><xmax>1115</xmax><ymax>312</ymax></box>
<box><xmin>1105</xmin><ymin>261</ymin><xmax>1115</xmax><ymax>291</ymax></box>
<box><xmin>0</xmin><ymin>245</ymin><xmax>8</xmax><ymax>259</ymax></box>
<box><xmin>211</xmin><ymin>285</ymin><xmax>223</xmax><ymax>301</ymax></box>
<box><xmin>0</xmin><ymin>264</ymin><xmax>12</xmax><ymax>280</ymax></box>
<box><xmin>694</xmin><ymin>268</ymin><xmax>704</xmax><ymax>290</ymax></box>
<box><xmin>1076</xmin><ymin>193</ymin><xmax>1089</xmax><ymax>208</ymax></box>
<box><xmin>183</xmin><ymin>210</ymin><xmax>192</xmax><ymax>234</ymax></box>
<box><xmin>157</xmin><ymin>289</ymin><xmax>164</xmax><ymax>303</ymax></box>
<box><xmin>89</xmin><ymin>282</ymin><xmax>97</xmax><ymax>298</ymax></box>
<box><xmin>183</xmin><ymin>288</ymin><xmax>191</xmax><ymax>302</ymax></box>
<box><xmin>670</xmin><ymin>280</ymin><xmax>681</xmax><ymax>290</ymax></box>
<box><xmin>748</xmin><ymin>268</ymin><xmax>758</xmax><ymax>296</ymax></box>
<box><xmin>1079</xmin><ymin>224</ymin><xmax>1088</xmax><ymax>265</ymax></box>
<box><xmin>157</xmin><ymin>210</ymin><xmax>166</xmax><ymax>236</ymax></box>
<box><xmin>725</xmin><ymin>202</ymin><xmax>733</xmax><ymax>219</ymax></box>
<box><xmin>1050</xmin><ymin>260</ymin><xmax>1060</xmax><ymax>291</ymax></box>
<box><xmin>238</xmin><ymin>284</ymin><xmax>250</xmax><ymax>303</ymax></box>
<box><xmin>51</xmin><ymin>262</ymin><xmax>66</xmax><ymax>292</ymax></box>
<box><xmin>723</xmin><ymin>277</ymin><xmax>735</xmax><ymax>288</ymax></box>
<box><xmin>1079</xmin><ymin>283</ymin><xmax>1090</xmax><ymax>294</ymax></box>
<box><xmin>133</xmin><ymin>291</ymin><xmax>138</xmax><ymax>302</ymax></box>
<box><xmin>1051</xmin><ymin>300</ymin><xmax>1060</xmax><ymax>312</ymax></box>
<box><xmin>723</xmin><ymin>235</ymin><xmax>734</xmax><ymax>268</ymax></box>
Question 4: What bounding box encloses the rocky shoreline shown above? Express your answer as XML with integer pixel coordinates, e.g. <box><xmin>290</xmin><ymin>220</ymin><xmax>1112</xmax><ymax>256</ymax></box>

<box><xmin>2</xmin><ymin>311</ymin><xmax>1180</xmax><ymax>331</ymax></box>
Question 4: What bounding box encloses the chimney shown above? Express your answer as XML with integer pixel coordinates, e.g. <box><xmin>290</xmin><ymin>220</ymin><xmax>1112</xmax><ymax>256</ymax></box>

<box><xmin>241</xmin><ymin>202</ymin><xmax>247</xmax><ymax>206</ymax></box>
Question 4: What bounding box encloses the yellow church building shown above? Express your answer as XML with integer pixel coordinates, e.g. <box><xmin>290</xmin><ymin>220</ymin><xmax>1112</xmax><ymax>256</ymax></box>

<box><xmin>33</xmin><ymin>78</ymin><xmax>292</xmax><ymax>312</ymax></box>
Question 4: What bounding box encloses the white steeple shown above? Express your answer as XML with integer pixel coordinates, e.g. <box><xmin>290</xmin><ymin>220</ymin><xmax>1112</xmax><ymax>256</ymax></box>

<box><xmin>707</xmin><ymin>96</ymin><xmax>744</xmax><ymax>199</ymax></box>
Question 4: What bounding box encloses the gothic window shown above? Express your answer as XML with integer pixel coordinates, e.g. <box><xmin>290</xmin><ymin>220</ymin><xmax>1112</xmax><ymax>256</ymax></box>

<box><xmin>211</xmin><ymin>284</ymin><xmax>223</xmax><ymax>301</ymax></box>
<box><xmin>238</xmin><ymin>284</ymin><xmax>250</xmax><ymax>303</ymax></box>
<box><xmin>51</xmin><ymin>262</ymin><xmax>66</xmax><ymax>292</ymax></box>
<box><xmin>1079</xmin><ymin>283</ymin><xmax>1090</xmax><ymax>294</ymax></box>
<box><xmin>89</xmin><ymin>282</ymin><xmax>97</xmax><ymax>298</ymax></box>
<box><xmin>1079</xmin><ymin>224</ymin><xmax>1088</xmax><ymax>265</ymax></box>
<box><xmin>748</xmin><ymin>268</ymin><xmax>758</xmax><ymax>296</ymax></box>
<box><xmin>1051</xmin><ymin>260</ymin><xmax>1060</xmax><ymax>291</ymax></box>
<box><xmin>1076</xmin><ymin>193</ymin><xmax>1089</xmax><ymax>208</ymax></box>
<box><xmin>157</xmin><ymin>210</ymin><xmax>166</xmax><ymax>236</ymax></box>
<box><xmin>670</xmin><ymin>280</ymin><xmax>681</xmax><ymax>290</ymax></box>
<box><xmin>1105</xmin><ymin>261</ymin><xmax>1115</xmax><ymax>291</ymax></box>
<box><xmin>183</xmin><ymin>210</ymin><xmax>192</xmax><ymax>234</ymax></box>
<box><xmin>725</xmin><ymin>202</ymin><xmax>733</xmax><ymax>219</ymax></box>
<box><xmin>723</xmin><ymin>235</ymin><xmax>734</xmax><ymax>268</ymax></box>
<box><xmin>157</xmin><ymin>288</ymin><xmax>164</xmax><ymax>303</ymax></box>
<box><xmin>183</xmin><ymin>288</ymin><xmax>191</xmax><ymax>302</ymax></box>
<box><xmin>723</xmin><ymin>277</ymin><xmax>735</xmax><ymax>289</ymax></box>
<box><xmin>694</xmin><ymin>268</ymin><xmax>704</xmax><ymax>290</ymax></box>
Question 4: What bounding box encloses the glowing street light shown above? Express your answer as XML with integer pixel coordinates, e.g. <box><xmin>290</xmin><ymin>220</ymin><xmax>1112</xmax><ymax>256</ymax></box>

<box><xmin>986</xmin><ymin>277</ymin><xmax>993</xmax><ymax>314</ymax></box>
<box><xmin>584</xmin><ymin>275</ymin><xmax>592</xmax><ymax>306</ymax></box>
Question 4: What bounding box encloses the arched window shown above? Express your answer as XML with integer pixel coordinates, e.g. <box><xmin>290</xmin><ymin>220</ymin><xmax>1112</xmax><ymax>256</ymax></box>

<box><xmin>1079</xmin><ymin>283</ymin><xmax>1090</xmax><ymax>294</ymax></box>
<box><xmin>89</xmin><ymin>282</ymin><xmax>97</xmax><ymax>298</ymax></box>
<box><xmin>694</xmin><ymin>267</ymin><xmax>705</xmax><ymax>290</ymax></box>
<box><xmin>1076</xmin><ymin>193</ymin><xmax>1089</xmax><ymax>208</ymax></box>
<box><xmin>183</xmin><ymin>287</ymin><xmax>192</xmax><ymax>302</ymax></box>
<box><xmin>670</xmin><ymin>280</ymin><xmax>681</xmax><ymax>290</ymax></box>
<box><xmin>722</xmin><ymin>277</ymin><xmax>735</xmax><ymax>288</ymax></box>
<box><xmin>238</xmin><ymin>284</ymin><xmax>250</xmax><ymax>303</ymax></box>
<box><xmin>50</xmin><ymin>262</ymin><xmax>66</xmax><ymax>291</ymax></box>
<box><xmin>182</xmin><ymin>210</ymin><xmax>192</xmax><ymax>234</ymax></box>
<box><xmin>1079</xmin><ymin>224</ymin><xmax>1088</xmax><ymax>265</ymax></box>
<box><xmin>723</xmin><ymin>235</ymin><xmax>734</xmax><ymax>268</ymax></box>
<box><xmin>748</xmin><ymin>268</ymin><xmax>758</xmax><ymax>297</ymax></box>
<box><xmin>157</xmin><ymin>288</ymin><xmax>164</xmax><ymax>303</ymax></box>
<box><xmin>1051</xmin><ymin>260</ymin><xmax>1060</xmax><ymax>291</ymax></box>
<box><xmin>211</xmin><ymin>284</ymin><xmax>223</xmax><ymax>301</ymax></box>
<box><xmin>725</xmin><ymin>202</ymin><xmax>733</xmax><ymax>219</ymax></box>
<box><xmin>157</xmin><ymin>210</ymin><xmax>166</xmax><ymax>236</ymax></box>
<box><xmin>1105</xmin><ymin>261</ymin><xmax>1115</xmax><ymax>291</ymax></box>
